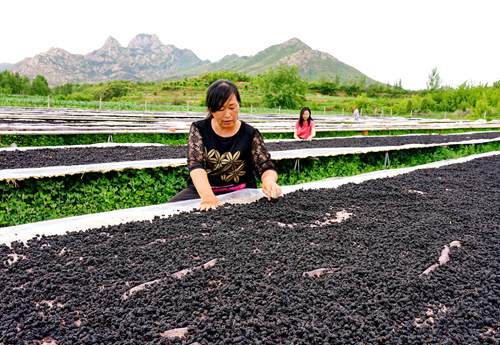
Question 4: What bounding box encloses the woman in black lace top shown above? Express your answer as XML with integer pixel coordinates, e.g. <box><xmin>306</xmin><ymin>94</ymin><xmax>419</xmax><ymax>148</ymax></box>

<box><xmin>170</xmin><ymin>79</ymin><xmax>281</xmax><ymax>210</ymax></box>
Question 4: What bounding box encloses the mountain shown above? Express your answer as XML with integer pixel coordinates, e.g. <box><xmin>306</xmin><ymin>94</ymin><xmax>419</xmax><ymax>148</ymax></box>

<box><xmin>9</xmin><ymin>35</ymin><xmax>377</xmax><ymax>85</ymax></box>
<box><xmin>11</xmin><ymin>34</ymin><xmax>206</xmax><ymax>85</ymax></box>
<box><xmin>184</xmin><ymin>38</ymin><xmax>374</xmax><ymax>83</ymax></box>
<box><xmin>0</xmin><ymin>63</ymin><xmax>13</xmax><ymax>71</ymax></box>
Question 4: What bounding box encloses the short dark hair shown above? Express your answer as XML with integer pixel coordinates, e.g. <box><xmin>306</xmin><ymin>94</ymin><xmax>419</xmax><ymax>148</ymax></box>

<box><xmin>298</xmin><ymin>107</ymin><xmax>313</xmax><ymax>127</ymax></box>
<box><xmin>205</xmin><ymin>80</ymin><xmax>241</xmax><ymax>115</ymax></box>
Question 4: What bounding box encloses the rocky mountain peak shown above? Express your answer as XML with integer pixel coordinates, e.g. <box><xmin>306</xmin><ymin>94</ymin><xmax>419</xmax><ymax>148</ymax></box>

<box><xmin>101</xmin><ymin>36</ymin><xmax>122</xmax><ymax>50</ymax></box>
<box><xmin>281</xmin><ymin>37</ymin><xmax>311</xmax><ymax>50</ymax></box>
<box><xmin>127</xmin><ymin>34</ymin><xmax>162</xmax><ymax>50</ymax></box>
<box><xmin>45</xmin><ymin>47</ymin><xmax>71</xmax><ymax>57</ymax></box>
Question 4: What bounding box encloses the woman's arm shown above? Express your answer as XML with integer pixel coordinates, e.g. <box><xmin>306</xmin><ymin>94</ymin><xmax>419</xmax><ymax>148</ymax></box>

<box><xmin>190</xmin><ymin>168</ymin><xmax>222</xmax><ymax>210</ymax></box>
<box><xmin>294</xmin><ymin>129</ymin><xmax>300</xmax><ymax>140</ymax></box>
<box><xmin>188</xmin><ymin>123</ymin><xmax>221</xmax><ymax>210</ymax></box>
<box><xmin>251</xmin><ymin>130</ymin><xmax>282</xmax><ymax>199</ymax></box>
<box><xmin>293</xmin><ymin>122</ymin><xmax>301</xmax><ymax>140</ymax></box>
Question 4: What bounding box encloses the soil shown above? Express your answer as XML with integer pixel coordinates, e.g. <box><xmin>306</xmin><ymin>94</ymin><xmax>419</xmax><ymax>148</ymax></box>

<box><xmin>1</xmin><ymin>132</ymin><xmax>499</xmax><ymax>170</ymax></box>
<box><xmin>1</xmin><ymin>155</ymin><xmax>498</xmax><ymax>344</ymax></box>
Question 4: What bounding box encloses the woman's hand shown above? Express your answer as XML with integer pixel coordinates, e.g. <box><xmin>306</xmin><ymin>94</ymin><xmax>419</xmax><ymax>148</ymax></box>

<box><xmin>262</xmin><ymin>180</ymin><xmax>282</xmax><ymax>199</ymax></box>
<box><xmin>261</xmin><ymin>170</ymin><xmax>282</xmax><ymax>200</ymax></box>
<box><xmin>190</xmin><ymin>168</ymin><xmax>222</xmax><ymax>211</ymax></box>
<box><xmin>199</xmin><ymin>195</ymin><xmax>222</xmax><ymax>211</ymax></box>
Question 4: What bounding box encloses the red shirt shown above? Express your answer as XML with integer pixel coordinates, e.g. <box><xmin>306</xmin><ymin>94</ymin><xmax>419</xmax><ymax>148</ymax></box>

<box><xmin>295</xmin><ymin>120</ymin><xmax>315</xmax><ymax>139</ymax></box>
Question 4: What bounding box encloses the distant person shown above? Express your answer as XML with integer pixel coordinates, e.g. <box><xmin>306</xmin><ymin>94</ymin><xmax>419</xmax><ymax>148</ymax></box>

<box><xmin>294</xmin><ymin>107</ymin><xmax>316</xmax><ymax>141</ymax></box>
<box><xmin>169</xmin><ymin>79</ymin><xmax>281</xmax><ymax>210</ymax></box>
<box><xmin>353</xmin><ymin>106</ymin><xmax>360</xmax><ymax>121</ymax></box>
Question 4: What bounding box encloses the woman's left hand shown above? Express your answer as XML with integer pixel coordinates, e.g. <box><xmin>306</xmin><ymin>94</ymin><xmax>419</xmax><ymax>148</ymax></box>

<box><xmin>262</xmin><ymin>180</ymin><xmax>282</xmax><ymax>200</ymax></box>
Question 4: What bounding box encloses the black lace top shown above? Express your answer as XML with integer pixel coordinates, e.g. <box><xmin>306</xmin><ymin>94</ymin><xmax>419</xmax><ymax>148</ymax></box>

<box><xmin>187</xmin><ymin>118</ymin><xmax>276</xmax><ymax>189</ymax></box>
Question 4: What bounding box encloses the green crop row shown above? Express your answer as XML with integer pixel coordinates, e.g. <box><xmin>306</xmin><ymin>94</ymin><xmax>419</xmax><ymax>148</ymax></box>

<box><xmin>1</xmin><ymin>142</ymin><xmax>498</xmax><ymax>227</ymax></box>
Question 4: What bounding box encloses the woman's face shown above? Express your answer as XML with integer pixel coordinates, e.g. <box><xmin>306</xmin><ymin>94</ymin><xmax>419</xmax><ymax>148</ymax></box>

<box><xmin>302</xmin><ymin>110</ymin><xmax>310</xmax><ymax>121</ymax></box>
<box><xmin>212</xmin><ymin>94</ymin><xmax>240</xmax><ymax>129</ymax></box>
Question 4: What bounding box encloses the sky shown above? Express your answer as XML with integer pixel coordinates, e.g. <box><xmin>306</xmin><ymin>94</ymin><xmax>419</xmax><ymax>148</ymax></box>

<box><xmin>1</xmin><ymin>0</ymin><xmax>499</xmax><ymax>90</ymax></box>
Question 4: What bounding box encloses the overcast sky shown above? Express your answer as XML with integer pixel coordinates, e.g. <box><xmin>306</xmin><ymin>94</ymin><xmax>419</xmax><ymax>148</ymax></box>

<box><xmin>1</xmin><ymin>0</ymin><xmax>499</xmax><ymax>89</ymax></box>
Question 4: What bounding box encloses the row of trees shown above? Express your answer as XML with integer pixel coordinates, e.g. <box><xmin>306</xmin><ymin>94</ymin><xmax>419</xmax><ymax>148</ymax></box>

<box><xmin>1</xmin><ymin>68</ymin><xmax>499</xmax><ymax>117</ymax></box>
<box><xmin>0</xmin><ymin>71</ymin><xmax>50</xmax><ymax>96</ymax></box>
<box><xmin>256</xmin><ymin>67</ymin><xmax>499</xmax><ymax>117</ymax></box>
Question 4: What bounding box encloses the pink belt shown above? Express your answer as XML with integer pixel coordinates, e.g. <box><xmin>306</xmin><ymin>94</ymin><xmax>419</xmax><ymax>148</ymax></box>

<box><xmin>211</xmin><ymin>183</ymin><xmax>246</xmax><ymax>193</ymax></box>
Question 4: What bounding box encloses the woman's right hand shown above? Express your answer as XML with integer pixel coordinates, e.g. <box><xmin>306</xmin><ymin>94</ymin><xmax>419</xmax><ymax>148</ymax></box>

<box><xmin>199</xmin><ymin>196</ymin><xmax>222</xmax><ymax>211</ymax></box>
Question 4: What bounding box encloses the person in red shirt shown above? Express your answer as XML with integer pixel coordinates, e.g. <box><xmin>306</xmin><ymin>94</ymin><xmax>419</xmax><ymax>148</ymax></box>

<box><xmin>294</xmin><ymin>107</ymin><xmax>316</xmax><ymax>141</ymax></box>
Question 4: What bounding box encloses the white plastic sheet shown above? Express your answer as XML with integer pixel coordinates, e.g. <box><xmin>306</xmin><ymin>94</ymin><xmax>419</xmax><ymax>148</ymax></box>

<box><xmin>270</xmin><ymin>137</ymin><xmax>500</xmax><ymax>160</ymax></box>
<box><xmin>0</xmin><ymin>142</ymin><xmax>166</xmax><ymax>152</ymax></box>
<box><xmin>0</xmin><ymin>158</ymin><xmax>187</xmax><ymax>181</ymax></box>
<box><xmin>0</xmin><ymin>188</ymin><xmax>265</xmax><ymax>247</ymax></box>
<box><xmin>2</xmin><ymin>122</ymin><xmax>499</xmax><ymax>135</ymax></box>
<box><xmin>1</xmin><ymin>110</ymin><xmax>499</xmax><ymax>135</ymax></box>
<box><xmin>265</xmin><ymin>130</ymin><xmax>500</xmax><ymax>143</ymax></box>
<box><xmin>1</xmin><ymin>151</ymin><xmax>498</xmax><ymax>247</ymax></box>
<box><xmin>1</xmin><ymin>137</ymin><xmax>498</xmax><ymax>181</ymax></box>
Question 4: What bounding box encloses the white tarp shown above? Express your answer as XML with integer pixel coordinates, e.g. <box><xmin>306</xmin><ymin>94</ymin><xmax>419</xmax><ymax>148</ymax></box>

<box><xmin>0</xmin><ymin>142</ymin><xmax>166</xmax><ymax>152</ymax></box>
<box><xmin>1</xmin><ymin>150</ymin><xmax>498</xmax><ymax>247</ymax></box>
<box><xmin>0</xmin><ymin>158</ymin><xmax>187</xmax><ymax>181</ymax></box>
<box><xmin>265</xmin><ymin>130</ymin><xmax>500</xmax><ymax>143</ymax></box>
<box><xmin>270</xmin><ymin>137</ymin><xmax>500</xmax><ymax>160</ymax></box>
<box><xmin>2</xmin><ymin>106</ymin><xmax>499</xmax><ymax>134</ymax></box>
<box><xmin>0</xmin><ymin>107</ymin><xmax>484</xmax><ymax>123</ymax></box>
<box><xmin>0</xmin><ymin>130</ymin><xmax>497</xmax><ymax>148</ymax></box>
<box><xmin>1</xmin><ymin>137</ymin><xmax>499</xmax><ymax>181</ymax></box>
<box><xmin>2</xmin><ymin>121</ymin><xmax>499</xmax><ymax>135</ymax></box>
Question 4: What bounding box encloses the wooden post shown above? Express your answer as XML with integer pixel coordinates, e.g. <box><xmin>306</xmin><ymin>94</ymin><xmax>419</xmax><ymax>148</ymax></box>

<box><xmin>144</xmin><ymin>100</ymin><xmax>147</xmax><ymax>112</ymax></box>
<box><xmin>47</xmin><ymin>96</ymin><xmax>50</xmax><ymax>108</ymax></box>
<box><xmin>323</xmin><ymin>106</ymin><xmax>326</xmax><ymax>114</ymax></box>
<box><xmin>99</xmin><ymin>97</ymin><xmax>102</xmax><ymax>111</ymax></box>
<box><xmin>250</xmin><ymin>104</ymin><xmax>253</xmax><ymax>114</ymax></box>
<box><xmin>384</xmin><ymin>151</ymin><xmax>390</xmax><ymax>167</ymax></box>
<box><xmin>278</xmin><ymin>106</ymin><xmax>281</xmax><ymax>114</ymax></box>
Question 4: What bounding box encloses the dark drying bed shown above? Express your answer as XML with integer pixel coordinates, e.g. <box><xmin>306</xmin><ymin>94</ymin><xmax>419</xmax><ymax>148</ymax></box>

<box><xmin>1</xmin><ymin>131</ymin><xmax>499</xmax><ymax>170</ymax></box>
<box><xmin>1</xmin><ymin>155</ymin><xmax>499</xmax><ymax>344</ymax></box>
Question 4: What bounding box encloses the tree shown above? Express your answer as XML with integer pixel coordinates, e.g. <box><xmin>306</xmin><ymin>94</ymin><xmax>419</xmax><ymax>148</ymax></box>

<box><xmin>427</xmin><ymin>67</ymin><xmax>441</xmax><ymax>90</ymax></box>
<box><xmin>0</xmin><ymin>71</ymin><xmax>30</xmax><ymax>95</ymax></box>
<box><xmin>31</xmin><ymin>75</ymin><xmax>50</xmax><ymax>96</ymax></box>
<box><xmin>258</xmin><ymin>65</ymin><xmax>306</xmax><ymax>109</ymax></box>
<box><xmin>100</xmin><ymin>81</ymin><xmax>131</xmax><ymax>101</ymax></box>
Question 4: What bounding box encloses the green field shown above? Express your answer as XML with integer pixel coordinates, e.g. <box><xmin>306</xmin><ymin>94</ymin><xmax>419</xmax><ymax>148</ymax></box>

<box><xmin>1</xmin><ymin>70</ymin><xmax>499</xmax><ymax>120</ymax></box>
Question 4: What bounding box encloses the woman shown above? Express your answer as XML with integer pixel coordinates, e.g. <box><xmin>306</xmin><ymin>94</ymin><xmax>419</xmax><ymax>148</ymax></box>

<box><xmin>352</xmin><ymin>106</ymin><xmax>360</xmax><ymax>121</ymax></box>
<box><xmin>294</xmin><ymin>107</ymin><xmax>316</xmax><ymax>141</ymax></box>
<box><xmin>170</xmin><ymin>79</ymin><xmax>281</xmax><ymax>210</ymax></box>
